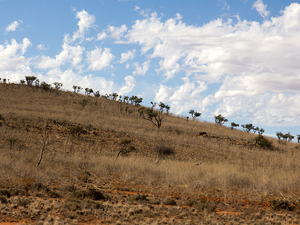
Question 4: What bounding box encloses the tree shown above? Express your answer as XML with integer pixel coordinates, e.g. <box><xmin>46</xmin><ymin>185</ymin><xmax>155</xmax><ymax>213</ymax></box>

<box><xmin>276</xmin><ymin>132</ymin><xmax>294</xmax><ymax>143</ymax></box>
<box><xmin>73</xmin><ymin>85</ymin><xmax>77</xmax><ymax>93</ymax></box>
<box><xmin>25</xmin><ymin>76</ymin><xmax>37</xmax><ymax>85</ymax></box>
<box><xmin>297</xmin><ymin>135</ymin><xmax>300</xmax><ymax>143</ymax></box>
<box><xmin>77</xmin><ymin>86</ymin><xmax>83</xmax><ymax>93</ymax></box>
<box><xmin>134</xmin><ymin>97</ymin><xmax>143</xmax><ymax>106</ymax></box>
<box><xmin>189</xmin><ymin>110</ymin><xmax>201</xmax><ymax>120</ymax></box>
<box><xmin>123</xmin><ymin>96</ymin><xmax>129</xmax><ymax>103</ymax></box>
<box><xmin>40</xmin><ymin>81</ymin><xmax>51</xmax><ymax>91</ymax></box>
<box><xmin>139</xmin><ymin>102</ymin><xmax>167</xmax><ymax>128</ymax></box>
<box><xmin>242</xmin><ymin>124</ymin><xmax>254</xmax><ymax>133</ymax></box>
<box><xmin>214</xmin><ymin>114</ymin><xmax>228</xmax><ymax>126</ymax></box>
<box><xmin>94</xmin><ymin>91</ymin><xmax>101</xmax><ymax>104</ymax></box>
<box><xmin>230</xmin><ymin>122</ymin><xmax>239</xmax><ymax>129</ymax></box>
<box><xmin>112</xmin><ymin>93</ymin><xmax>118</xmax><ymax>100</ymax></box>
<box><xmin>53</xmin><ymin>82</ymin><xmax>63</xmax><ymax>90</ymax></box>
<box><xmin>282</xmin><ymin>132</ymin><xmax>294</xmax><ymax>142</ymax></box>
<box><xmin>165</xmin><ymin>105</ymin><xmax>170</xmax><ymax>115</ymax></box>
<box><xmin>85</xmin><ymin>88</ymin><xmax>93</xmax><ymax>96</ymax></box>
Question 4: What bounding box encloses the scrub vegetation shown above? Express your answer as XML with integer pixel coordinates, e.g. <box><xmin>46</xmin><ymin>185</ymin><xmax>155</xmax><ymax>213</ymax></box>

<box><xmin>1</xmin><ymin>81</ymin><xmax>300</xmax><ymax>224</ymax></box>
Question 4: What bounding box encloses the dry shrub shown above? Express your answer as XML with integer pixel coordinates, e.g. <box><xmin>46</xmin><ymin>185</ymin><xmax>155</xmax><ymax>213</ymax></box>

<box><xmin>153</xmin><ymin>144</ymin><xmax>175</xmax><ymax>158</ymax></box>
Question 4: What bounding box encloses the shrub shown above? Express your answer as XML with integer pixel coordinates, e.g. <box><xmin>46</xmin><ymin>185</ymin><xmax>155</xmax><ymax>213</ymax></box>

<box><xmin>254</xmin><ymin>134</ymin><xmax>273</xmax><ymax>149</ymax></box>
<box><xmin>7</xmin><ymin>137</ymin><xmax>18</xmax><ymax>149</ymax></box>
<box><xmin>194</xmin><ymin>198</ymin><xmax>217</xmax><ymax>212</ymax></box>
<box><xmin>0</xmin><ymin>189</ymin><xmax>11</xmax><ymax>198</ymax></box>
<box><xmin>40</xmin><ymin>81</ymin><xmax>51</xmax><ymax>91</ymax></box>
<box><xmin>153</xmin><ymin>144</ymin><xmax>175</xmax><ymax>158</ymax></box>
<box><xmin>185</xmin><ymin>199</ymin><xmax>197</xmax><ymax>207</ymax></box>
<box><xmin>0</xmin><ymin>196</ymin><xmax>7</xmax><ymax>204</ymax></box>
<box><xmin>31</xmin><ymin>182</ymin><xmax>50</xmax><ymax>192</ymax></box>
<box><xmin>17</xmin><ymin>197</ymin><xmax>31</xmax><ymax>207</ymax></box>
<box><xmin>272</xmin><ymin>200</ymin><xmax>295</xmax><ymax>211</ymax></box>
<box><xmin>214</xmin><ymin>114</ymin><xmax>228</xmax><ymax>125</ymax></box>
<box><xmin>128</xmin><ymin>193</ymin><xmax>148</xmax><ymax>201</ymax></box>
<box><xmin>69</xmin><ymin>188</ymin><xmax>105</xmax><ymax>200</ymax></box>
<box><xmin>163</xmin><ymin>198</ymin><xmax>177</xmax><ymax>205</ymax></box>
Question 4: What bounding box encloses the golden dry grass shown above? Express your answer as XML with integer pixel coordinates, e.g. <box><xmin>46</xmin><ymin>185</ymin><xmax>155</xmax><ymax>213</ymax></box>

<box><xmin>1</xmin><ymin>83</ymin><xmax>300</xmax><ymax>202</ymax></box>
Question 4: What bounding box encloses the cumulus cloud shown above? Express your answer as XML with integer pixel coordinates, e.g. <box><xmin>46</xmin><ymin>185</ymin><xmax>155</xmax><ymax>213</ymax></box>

<box><xmin>133</xmin><ymin>60</ymin><xmax>150</xmax><ymax>75</ymax></box>
<box><xmin>120</xmin><ymin>49</ymin><xmax>136</xmax><ymax>63</ymax></box>
<box><xmin>0</xmin><ymin>38</ymin><xmax>35</xmax><ymax>82</ymax></box>
<box><xmin>107</xmin><ymin>25</ymin><xmax>127</xmax><ymax>41</ymax></box>
<box><xmin>119</xmin><ymin>75</ymin><xmax>136</xmax><ymax>95</ymax></box>
<box><xmin>124</xmin><ymin>3</ymin><xmax>300</xmax><ymax>125</ymax></box>
<box><xmin>36</xmin><ymin>42</ymin><xmax>85</xmax><ymax>70</ymax></box>
<box><xmin>67</xmin><ymin>9</ymin><xmax>96</xmax><ymax>42</ymax></box>
<box><xmin>86</xmin><ymin>46</ymin><xmax>114</xmax><ymax>71</ymax></box>
<box><xmin>252</xmin><ymin>0</ymin><xmax>270</xmax><ymax>19</ymax></box>
<box><xmin>5</xmin><ymin>20</ymin><xmax>22</xmax><ymax>32</ymax></box>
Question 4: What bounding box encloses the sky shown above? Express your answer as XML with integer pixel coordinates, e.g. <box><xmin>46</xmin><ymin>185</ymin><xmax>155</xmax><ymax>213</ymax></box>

<box><xmin>1</xmin><ymin>0</ymin><xmax>300</xmax><ymax>138</ymax></box>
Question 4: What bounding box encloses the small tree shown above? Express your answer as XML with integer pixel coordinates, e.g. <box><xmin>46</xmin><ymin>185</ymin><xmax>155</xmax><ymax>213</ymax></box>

<box><xmin>77</xmin><ymin>86</ymin><xmax>83</xmax><ymax>93</ymax></box>
<box><xmin>94</xmin><ymin>91</ymin><xmax>100</xmax><ymax>104</ymax></box>
<box><xmin>53</xmin><ymin>82</ymin><xmax>63</xmax><ymax>90</ymax></box>
<box><xmin>73</xmin><ymin>85</ymin><xmax>77</xmax><ymax>93</ymax></box>
<box><xmin>20</xmin><ymin>80</ymin><xmax>25</xmax><ymax>84</ymax></box>
<box><xmin>230</xmin><ymin>122</ymin><xmax>239</xmax><ymax>129</ymax></box>
<box><xmin>165</xmin><ymin>105</ymin><xmax>170</xmax><ymax>115</ymax></box>
<box><xmin>139</xmin><ymin>102</ymin><xmax>167</xmax><ymax>128</ymax></box>
<box><xmin>214</xmin><ymin>114</ymin><xmax>228</xmax><ymax>126</ymax></box>
<box><xmin>134</xmin><ymin>97</ymin><xmax>143</xmax><ymax>106</ymax></box>
<box><xmin>25</xmin><ymin>76</ymin><xmax>37</xmax><ymax>85</ymax></box>
<box><xmin>123</xmin><ymin>96</ymin><xmax>129</xmax><ymax>103</ymax></box>
<box><xmin>297</xmin><ymin>135</ymin><xmax>300</xmax><ymax>143</ymax></box>
<box><xmin>40</xmin><ymin>81</ymin><xmax>51</xmax><ymax>91</ymax></box>
<box><xmin>242</xmin><ymin>124</ymin><xmax>254</xmax><ymax>133</ymax></box>
<box><xmin>112</xmin><ymin>93</ymin><xmax>118</xmax><ymax>100</ymax></box>
<box><xmin>189</xmin><ymin>110</ymin><xmax>201</xmax><ymax>120</ymax></box>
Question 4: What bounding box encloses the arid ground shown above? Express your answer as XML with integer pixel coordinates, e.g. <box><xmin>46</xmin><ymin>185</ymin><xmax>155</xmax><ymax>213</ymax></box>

<box><xmin>1</xmin><ymin>83</ymin><xmax>300</xmax><ymax>224</ymax></box>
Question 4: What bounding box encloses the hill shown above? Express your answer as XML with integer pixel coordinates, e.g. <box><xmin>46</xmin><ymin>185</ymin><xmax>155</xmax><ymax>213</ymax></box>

<box><xmin>0</xmin><ymin>83</ymin><xmax>300</xmax><ymax>224</ymax></box>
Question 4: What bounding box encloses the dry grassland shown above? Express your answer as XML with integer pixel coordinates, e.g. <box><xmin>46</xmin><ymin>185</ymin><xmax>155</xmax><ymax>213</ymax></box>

<box><xmin>1</xmin><ymin>83</ymin><xmax>300</xmax><ymax>224</ymax></box>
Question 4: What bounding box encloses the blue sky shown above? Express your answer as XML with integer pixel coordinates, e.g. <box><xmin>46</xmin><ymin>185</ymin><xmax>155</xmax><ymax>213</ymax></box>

<box><xmin>1</xmin><ymin>0</ymin><xmax>300</xmax><ymax>139</ymax></box>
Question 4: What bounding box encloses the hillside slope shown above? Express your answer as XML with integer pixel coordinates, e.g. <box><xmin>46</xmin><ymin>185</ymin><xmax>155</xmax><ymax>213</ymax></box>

<box><xmin>1</xmin><ymin>83</ymin><xmax>300</xmax><ymax>224</ymax></box>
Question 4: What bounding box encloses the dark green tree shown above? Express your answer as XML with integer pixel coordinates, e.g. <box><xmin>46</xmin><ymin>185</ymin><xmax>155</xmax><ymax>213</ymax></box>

<box><xmin>230</xmin><ymin>122</ymin><xmax>239</xmax><ymax>129</ymax></box>
<box><xmin>214</xmin><ymin>114</ymin><xmax>228</xmax><ymax>126</ymax></box>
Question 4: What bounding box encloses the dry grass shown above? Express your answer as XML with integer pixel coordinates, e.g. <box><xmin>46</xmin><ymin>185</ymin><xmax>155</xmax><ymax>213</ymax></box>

<box><xmin>1</xmin><ymin>83</ymin><xmax>300</xmax><ymax>202</ymax></box>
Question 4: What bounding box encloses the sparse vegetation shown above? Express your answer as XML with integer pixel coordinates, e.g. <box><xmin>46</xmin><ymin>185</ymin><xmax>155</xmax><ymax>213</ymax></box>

<box><xmin>214</xmin><ymin>114</ymin><xmax>228</xmax><ymax>125</ymax></box>
<box><xmin>0</xmin><ymin>82</ymin><xmax>300</xmax><ymax>224</ymax></box>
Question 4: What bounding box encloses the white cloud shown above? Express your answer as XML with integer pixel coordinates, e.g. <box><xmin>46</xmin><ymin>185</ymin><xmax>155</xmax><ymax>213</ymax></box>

<box><xmin>0</xmin><ymin>38</ymin><xmax>36</xmax><ymax>82</ymax></box>
<box><xmin>124</xmin><ymin>3</ymin><xmax>300</xmax><ymax>125</ymax></box>
<box><xmin>86</xmin><ymin>46</ymin><xmax>114</xmax><ymax>71</ymax></box>
<box><xmin>252</xmin><ymin>0</ymin><xmax>270</xmax><ymax>19</ymax></box>
<box><xmin>120</xmin><ymin>49</ymin><xmax>136</xmax><ymax>63</ymax></box>
<box><xmin>97</xmin><ymin>32</ymin><xmax>107</xmax><ymax>40</ymax></box>
<box><xmin>133</xmin><ymin>60</ymin><xmax>150</xmax><ymax>75</ymax></box>
<box><xmin>70</xmin><ymin>9</ymin><xmax>96</xmax><ymax>42</ymax></box>
<box><xmin>5</xmin><ymin>20</ymin><xmax>22</xmax><ymax>32</ymax></box>
<box><xmin>41</xmin><ymin>68</ymin><xmax>115</xmax><ymax>94</ymax></box>
<box><xmin>119</xmin><ymin>75</ymin><xmax>136</xmax><ymax>95</ymax></box>
<box><xmin>107</xmin><ymin>24</ymin><xmax>127</xmax><ymax>41</ymax></box>
<box><xmin>134</xmin><ymin>6</ymin><xmax>140</xmax><ymax>11</ymax></box>
<box><xmin>35</xmin><ymin>42</ymin><xmax>85</xmax><ymax>70</ymax></box>
<box><xmin>37</xmin><ymin>44</ymin><xmax>48</xmax><ymax>51</ymax></box>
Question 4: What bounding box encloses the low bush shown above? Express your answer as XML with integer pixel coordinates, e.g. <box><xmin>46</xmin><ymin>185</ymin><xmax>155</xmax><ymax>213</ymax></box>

<box><xmin>163</xmin><ymin>198</ymin><xmax>177</xmax><ymax>205</ymax></box>
<box><xmin>153</xmin><ymin>144</ymin><xmax>175</xmax><ymax>158</ymax></box>
<box><xmin>128</xmin><ymin>193</ymin><xmax>148</xmax><ymax>201</ymax></box>
<box><xmin>254</xmin><ymin>134</ymin><xmax>273</xmax><ymax>149</ymax></box>
<box><xmin>194</xmin><ymin>198</ymin><xmax>217</xmax><ymax>213</ymax></box>
<box><xmin>272</xmin><ymin>200</ymin><xmax>295</xmax><ymax>211</ymax></box>
<box><xmin>69</xmin><ymin>188</ymin><xmax>105</xmax><ymax>200</ymax></box>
